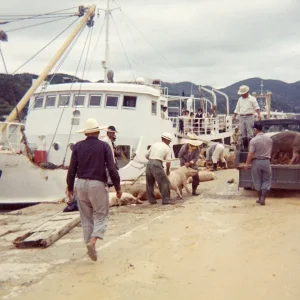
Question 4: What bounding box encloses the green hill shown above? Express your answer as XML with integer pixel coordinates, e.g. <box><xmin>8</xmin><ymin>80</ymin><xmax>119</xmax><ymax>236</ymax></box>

<box><xmin>0</xmin><ymin>73</ymin><xmax>299</xmax><ymax>117</ymax></box>
<box><xmin>0</xmin><ymin>73</ymin><xmax>89</xmax><ymax>117</ymax></box>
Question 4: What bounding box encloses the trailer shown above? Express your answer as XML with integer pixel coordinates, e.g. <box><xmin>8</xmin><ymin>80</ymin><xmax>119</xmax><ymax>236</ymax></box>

<box><xmin>236</xmin><ymin>119</ymin><xmax>300</xmax><ymax>190</ymax></box>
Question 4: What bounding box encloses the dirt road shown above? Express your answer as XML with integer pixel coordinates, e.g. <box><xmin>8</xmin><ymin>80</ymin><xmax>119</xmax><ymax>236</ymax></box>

<box><xmin>1</xmin><ymin>170</ymin><xmax>300</xmax><ymax>300</ymax></box>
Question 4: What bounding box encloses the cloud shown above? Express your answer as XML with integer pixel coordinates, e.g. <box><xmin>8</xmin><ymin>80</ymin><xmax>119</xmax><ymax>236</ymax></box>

<box><xmin>1</xmin><ymin>0</ymin><xmax>300</xmax><ymax>88</ymax></box>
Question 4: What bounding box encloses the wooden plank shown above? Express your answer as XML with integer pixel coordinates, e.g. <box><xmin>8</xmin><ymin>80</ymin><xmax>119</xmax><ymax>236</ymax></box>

<box><xmin>13</xmin><ymin>212</ymin><xmax>80</xmax><ymax>248</ymax></box>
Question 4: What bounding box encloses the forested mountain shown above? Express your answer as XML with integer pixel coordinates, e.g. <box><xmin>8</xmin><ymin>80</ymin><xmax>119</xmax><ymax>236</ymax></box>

<box><xmin>0</xmin><ymin>73</ymin><xmax>299</xmax><ymax>117</ymax></box>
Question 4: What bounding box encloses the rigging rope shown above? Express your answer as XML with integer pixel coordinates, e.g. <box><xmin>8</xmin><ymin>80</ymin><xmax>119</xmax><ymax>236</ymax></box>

<box><xmin>12</xmin><ymin>17</ymin><xmax>79</xmax><ymax>74</ymax></box>
<box><xmin>111</xmin><ymin>14</ymin><xmax>136</xmax><ymax>82</ymax></box>
<box><xmin>6</xmin><ymin>15</ymin><xmax>76</xmax><ymax>33</ymax></box>
<box><xmin>81</xmin><ymin>26</ymin><xmax>94</xmax><ymax>81</ymax></box>
<box><xmin>0</xmin><ymin>14</ymin><xmax>77</xmax><ymax>24</ymax></box>
<box><xmin>25</xmin><ymin>24</ymin><xmax>86</xmax><ymax>116</ymax></box>
<box><xmin>47</xmin><ymin>26</ymin><xmax>92</xmax><ymax>157</ymax></box>
<box><xmin>0</xmin><ymin>43</ymin><xmax>8</xmax><ymax>74</ymax></box>
<box><xmin>62</xmin><ymin>26</ymin><xmax>94</xmax><ymax>166</ymax></box>
<box><xmin>85</xmin><ymin>15</ymin><xmax>106</xmax><ymax>78</ymax></box>
<box><xmin>112</xmin><ymin>0</ymin><xmax>179</xmax><ymax>74</ymax></box>
<box><xmin>0</xmin><ymin>7</ymin><xmax>78</xmax><ymax>24</ymax></box>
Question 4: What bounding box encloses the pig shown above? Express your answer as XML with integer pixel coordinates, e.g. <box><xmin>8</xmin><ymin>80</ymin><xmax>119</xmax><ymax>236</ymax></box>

<box><xmin>168</xmin><ymin>166</ymin><xmax>198</xmax><ymax>199</ymax></box>
<box><xmin>270</xmin><ymin>131</ymin><xmax>300</xmax><ymax>164</ymax></box>
<box><xmin>109</xmin><ymin>183</ymin><xmax>162</xmax><ymax>201</ymax></box>
<box><xmin>108</xmin><ymin>192</ymin><xmax>140</xmax><ymax>207</ymax></box>
<box><xmin>187</xmin><ymin>171</ymin><xmax>217</xmax><ymax>183</ymax></box>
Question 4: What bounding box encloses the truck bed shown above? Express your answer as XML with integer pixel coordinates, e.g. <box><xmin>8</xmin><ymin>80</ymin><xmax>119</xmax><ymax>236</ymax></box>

<box><xmin>236</xmin><ymin>151</ymin><xmax>300</xmax><ymax>190</ymax></box>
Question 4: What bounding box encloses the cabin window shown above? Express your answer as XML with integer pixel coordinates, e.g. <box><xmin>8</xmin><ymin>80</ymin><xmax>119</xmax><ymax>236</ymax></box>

<box><xmin>73</xmin><ymin>95</ymin><xmax>85</xmax><ymax>107</ymax></box>
<box><xmin>122</xmin><ymin>96</ymin><xmax>137</xmax><ymax>109</ymax></box>
<box><xmin>45</xmin><ymin>95</ymin><xmax>56</xmax><ymax>108</ymax></box>
<box><xmin>89</xmin><ymin>95</ymin><xmax>102</xmax><ymax>107</ymax></box>
<box><xmin>151</xmin><ymin>101</ymin><xmax>157</xmax><ymax>115</ymax></box>
<box><xmin>58</xmin><ymin>95</ymin><xmax>70</xmax><ymax>107</ymax></box>
<box><xmin>34</xmin><ymin>96</ymin><xmax>44</xmax><ymax>109</ymax></box>
<box><xmin>105</xmin><ymin>95</ymin><xmax>119</xmax><ymax>108</ymax></box>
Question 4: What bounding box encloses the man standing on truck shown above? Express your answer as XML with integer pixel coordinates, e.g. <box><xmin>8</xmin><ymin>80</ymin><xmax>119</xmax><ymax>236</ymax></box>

<box><xmin>233</xmin><ymin>85</ymin><xmax>261</xmax><ymax>151</ymax></box>
<box><xmin>244</xmin><ymin>122</ymin><xmax>273</xmax><ymax>206</ymax></box>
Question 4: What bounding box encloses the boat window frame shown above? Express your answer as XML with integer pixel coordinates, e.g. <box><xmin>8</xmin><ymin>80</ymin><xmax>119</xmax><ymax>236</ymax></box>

<box><xmin>45</xmin><ymin>95</ymin><xmax>57</xmax><ymax>109</ymax></box>
<box><xmin>88</xmin><ymin>94</ymin><xmax>103</xmax><ymax>107</ymax></box>
<box><xmin>58</xmin><ymin>94</ymin><xmax>71</xmax><ymax>108</ymax></box>
<box><xmin>33</xmin><ymin>95</ymin><xmax>44</xmax><ymax>110</ymax></box>
<box><xmin>105</xmin><ymin>94</ymin><xmax>120</xmax><ymax>109</ymax></box>
<box><xmin>151</xmin><ymin>100</ymin><xmax>157</xmax><ymax>115</ymax></box>
<box><xmin>122</xmin><ymin>95</ymin><xmax>137</xmax><ymax>109</ymax></box>
<box><xmin>73</xmin><ymin>94</ymin><xmax>85</xmax><ymax>108</ymax></box>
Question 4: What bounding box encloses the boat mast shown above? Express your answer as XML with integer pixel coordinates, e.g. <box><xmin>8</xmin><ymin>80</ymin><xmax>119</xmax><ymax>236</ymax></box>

<box><xmin>2</xmin><ymin>5</ymin><xmax>96</xmax><ymax>128</ymax></box>
<box><xmin>100</xmin><ymin>0</ymin><xmax>120</xmax><ymax>83</ymax></box>
<box><xmin>104</xmin><ymin>0</ymin><xmax>110</xmax><ymax>83</ymax></box>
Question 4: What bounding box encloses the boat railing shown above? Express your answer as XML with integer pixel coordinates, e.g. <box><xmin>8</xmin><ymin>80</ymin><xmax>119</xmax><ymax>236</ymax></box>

<box><xmin>0</xmin><ymin>122</ymin><xmax>25</xmax><ymax>153</ymax></box>
<box><xmin>168</xmin><ymin>115</ymin><xmax>232</xmax><ymax>136</ymax></box>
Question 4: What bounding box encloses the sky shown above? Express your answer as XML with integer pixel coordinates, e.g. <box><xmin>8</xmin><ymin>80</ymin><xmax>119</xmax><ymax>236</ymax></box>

<box><xmin>1</xmin><ymin>0</ymin><xmax>300</xmax><ymax>88</ymax></box>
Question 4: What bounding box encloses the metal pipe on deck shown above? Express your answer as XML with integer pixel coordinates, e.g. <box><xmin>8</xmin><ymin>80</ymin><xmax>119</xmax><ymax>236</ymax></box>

<box><xmin>199</xmin><ymin>86</ymin><xmax>217</xmax><ymax>117</ymax></box>
<box><xmin>213</xmin><ymin>89</ymin><xmax>230</xmax><ymax>116</ymax></box>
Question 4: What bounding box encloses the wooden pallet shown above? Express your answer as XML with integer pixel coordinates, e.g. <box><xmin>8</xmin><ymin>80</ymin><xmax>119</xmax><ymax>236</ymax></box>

<box><xmin>13</xmin><ymin>211</ymin><xmax>80</xmax><ymax>248</ymax></box>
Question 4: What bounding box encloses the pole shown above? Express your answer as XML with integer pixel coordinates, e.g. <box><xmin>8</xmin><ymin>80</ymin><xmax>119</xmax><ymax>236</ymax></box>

<box><xmin>267</xmin><ymin>92</ymin><xmax>271</xmax><ymax>119</ymax></box>
<box><xmin>213</xmin><ymin>89</ymin><xmax>229</xmax><ymax>116</ymax></box>
<box><xmin>3</xmin><ymin>5</ymin><xmax>96</xmax><ymax>129</ymax></box>
<box><xmin>104</xmin><ymin>0</ymin><xmax>110</xmax><ymax>83</ymax></box>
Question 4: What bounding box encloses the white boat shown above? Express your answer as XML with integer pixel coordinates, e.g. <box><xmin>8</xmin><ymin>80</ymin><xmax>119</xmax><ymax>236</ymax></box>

<box><xmin>0</xmin><ymin>2</ymin><xmax>234</xmax><ymax>205</ymax></box>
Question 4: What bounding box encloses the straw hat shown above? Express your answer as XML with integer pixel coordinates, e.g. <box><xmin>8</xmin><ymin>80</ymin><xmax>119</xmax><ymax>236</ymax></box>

<box><xmin>182</xmin><ymin>132</ymin><xmax>203</xmax><ymax>146</ymax></box>
<box><xmin>161</xmin><ymin>132</ymin><xmax>172</xmax><ymax>141</ymax></box>
<box><xmin>77</xmin><ymin>118</ymin><xmax>107</xmax><ymax>134</ymax></box>
<box><xmin>238</xmin><ymin>85</ymin><xmax>250</xmax><ymax>95</ymax></box>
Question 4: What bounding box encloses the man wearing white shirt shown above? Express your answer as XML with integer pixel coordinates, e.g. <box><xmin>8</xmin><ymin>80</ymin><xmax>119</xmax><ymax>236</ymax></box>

<box><xmin>145</xmin><ymin>132</ymin><xmax>173</xmax><ymax>205</ymax></box>
<box><xmin>233</xmin><ymin>85</ymin><xmax>261</xmax><ymax>150</ymax></box>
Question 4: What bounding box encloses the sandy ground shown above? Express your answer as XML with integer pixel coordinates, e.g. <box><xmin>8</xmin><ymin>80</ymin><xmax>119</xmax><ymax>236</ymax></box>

<box><xmin>1</xmin><ymin>169</ymin><xmax>300</xmax><ymax>300</ymax></box>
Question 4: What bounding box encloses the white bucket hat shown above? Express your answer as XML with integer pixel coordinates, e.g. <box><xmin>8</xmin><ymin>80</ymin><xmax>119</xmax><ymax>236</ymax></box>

<box><xmin>238</xmin><ymin>85</ymin><xmax>250</xmax><ymax>95</ymax></box>
<box><xmin>182</xmin><ymin>132</ymin><xmax>202</xmax><ymax>146</ymax></box>
<box><xmin>161</xmin><ymin>132</ymin><xmax>172</xmax><ymax>141</ymax></box>
<box><xmin>77</xmin><ymin>118</ymin><xmax>107</xmax><ymax>134</ymax></box>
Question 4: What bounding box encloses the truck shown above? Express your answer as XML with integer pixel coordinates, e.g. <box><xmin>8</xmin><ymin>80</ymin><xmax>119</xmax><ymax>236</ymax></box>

<box><xmin>236</xmin><ymin>119</ymin><xmax>300</xmax><ymax>190</ymax></box>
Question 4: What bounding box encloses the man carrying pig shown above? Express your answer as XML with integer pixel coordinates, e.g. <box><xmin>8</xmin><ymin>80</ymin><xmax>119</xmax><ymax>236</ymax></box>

<box><xmin>178</xmin><ymin>133</ymin><xmax>202</xmax><ymax>196</ymax></box>
<box><xmin>145</xmin><ymin>132</ymin><xmax>173</xmax><ymax>205</ymax></box>
<box><xmin>244</xmin><ymin>122</ymin><xmax>273</xmax><ymax>205</ymax></box>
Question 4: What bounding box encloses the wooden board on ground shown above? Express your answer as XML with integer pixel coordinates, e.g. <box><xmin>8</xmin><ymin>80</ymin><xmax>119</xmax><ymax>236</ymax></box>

<box><xmin>13</xmin><ymin>211</ymin><xmax>80</xmax><ymax>248</ymax></box>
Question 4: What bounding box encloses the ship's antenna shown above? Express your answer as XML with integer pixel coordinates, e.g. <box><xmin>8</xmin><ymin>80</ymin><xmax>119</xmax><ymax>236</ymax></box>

<box><xmin>260</xmin><ymin>79</ymin><xmax>264</xmax><ymax>95</ymax></box>
<box><xmin>98</xmin><ymin>0</ymin><xmax>120</xmax><ymax>83</ymax></box>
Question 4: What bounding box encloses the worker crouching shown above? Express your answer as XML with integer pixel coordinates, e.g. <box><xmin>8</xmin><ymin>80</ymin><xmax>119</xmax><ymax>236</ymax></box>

<box><xmin>178</xmin><ymin>133</ymin><xmax>202</xmax><ymax>196</ymax></box>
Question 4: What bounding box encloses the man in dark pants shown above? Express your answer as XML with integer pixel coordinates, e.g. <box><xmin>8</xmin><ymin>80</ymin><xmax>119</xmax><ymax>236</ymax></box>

<box><xmin>67</xmin><ymin>118</ymin><xmax>122</xmax><ymax>261</ymax></box>
<box><xmin>178</xmin><ymin>133</ymin><xmax>202</xmax><ymax>195</ymax></box>
<box><xmin>244</xmin><ymin>122</ymin><xmax>273</xmax><ymax>205</ymax></box>
<box><xmin>145</xmin><ymin>132</ymin><xmax>173</xmax><ymax>205</ymax></box>
<box><xmin>233</xmin><ymin>85</ymin><xmax>261</xmax><ymax>151</ymax></box>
